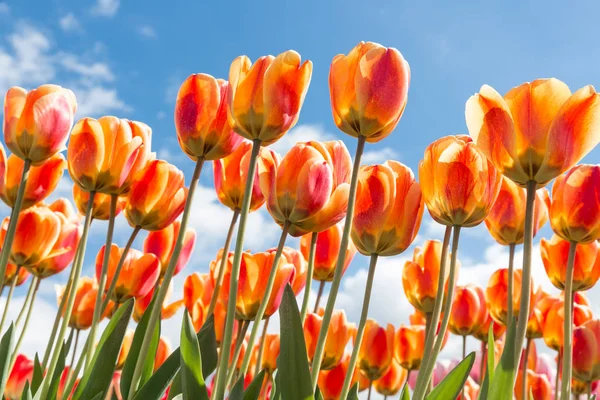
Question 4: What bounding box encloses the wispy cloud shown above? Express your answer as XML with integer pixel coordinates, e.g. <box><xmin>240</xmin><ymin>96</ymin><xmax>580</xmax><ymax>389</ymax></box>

<box><xmin>91</xmin><ymin>0</ymin><xmax>119</xmax><ymax>17</ymax></box>
<box><xmin>137</xmin><ymin>25</ymin><xmax>157</xmax><ymax>39</ymax></box>
<box><xmin>362</xmin><ymin>147</ymin><xmax>400</xmax><ymax>164</ymax></box>
<box><xmin>59</xmin><ymin>13</ymin><xmax>82</xmax><ymax>33</ymax></box>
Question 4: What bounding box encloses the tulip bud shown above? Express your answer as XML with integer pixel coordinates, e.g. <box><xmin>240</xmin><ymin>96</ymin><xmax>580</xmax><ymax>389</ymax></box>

<box><xmin>304</xmin><ymin>310</ymin><xmax>353</xmax><ymax>370</ymax></box>
<box><xmin>485</xmin><ymin>268</ymin><xmax>528</xmax><ymax>325</ymax></box>
<box><xmin>144</xmin><ymin>220</ymin><xmax>196</xmax><ymax>278</ymax></box>
<box><xmin>73</xmin><ymin>185</ymin><xmax>126</xmax><ymax>221</ymax></box>
<box><xmin>373</xmin><ymin>361</ymin><xmax>406</xmax><ymax>397</ymax></box>
<box><xmin>448</xmin><ymin>284</ymin><xmax>487</xmax><ymax>336</ymax></box>
<box><xmin>543</xmin><ymin>298</ymin><xmax>593</xmax><ymax>351</ymax></box>
<box><xmin>4</xmin><ymin>354</ymin><xmax>33</xmax><ymax>400</ymax></box>
<box><xmin>394</xmin><ymin>324</ymin><xmax>426</xmax><ymax>371</ymax></box>
<box><xmin>56</xmin><ymin>277</ymin><xmax>108</xmax><ymax>330</ymax></box>
<box><xmin>573</xmin><ymin>320</ymin><xmax>600</xmax><ymax>383</ymax></box>
<box><xmin>357</xmin><ymin>320</ymin><xmax>395</xmax><ymax>381</ymax></box>
<box><xmin>541</xmin><ymin>235</ymin><xmax>600</xmax><ymax>291</ymax></box>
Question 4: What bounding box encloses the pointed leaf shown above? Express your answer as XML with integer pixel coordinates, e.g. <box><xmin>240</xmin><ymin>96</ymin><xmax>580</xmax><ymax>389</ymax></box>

<box><xmin>0</xmin><ymin>323</ymin><xmax>15</xmax><ymax>395</ymax></box>
<box><xmin>399</xmin><ymin>382</ymin><xmax>410</xmax><ymax>400</ymax></box>
<box><xmin>46</xmin><ymin>338</ymin><xmax>69</xmax><ymax>400</ymax></box>
<box><xmin>278</xmin><ymin>285</ymin><xmax>312</xmax><ymax>400</ymax></box>
<box><xmin>230</xmin><ymin>376</ymin><xmax>244</xmax><ymax>400</ymax></box>
<box><xmin>477</xmin><ymin>324</ymin><xmax>497</xmax><ymax>400</ymax></box>
<box><xmin>244</xmin><ymin>370</ymin><xmax>266</xmax><ymax>400</ymax></box>
<box><xmin>314</xmin><ymin>387</ymin><xmax>323</xmax><ymax>400</ymax></box>
<box><xmin>167</xmin><ymin>372</ymin><xmax>182</xmax><ymax>400</ymax></box>
<box><xmin>488</xmin><ymin>318</ymin><xmax>517</xmax><ymax>400</ymax></box>
<box><xmin>31</xmin><ymin>353</ymin><xmax>43</xmax><ymax>395</ymax></box>
<box><xmin>21</xmin><ymin>380</ymin><xmax>32</xmax><ymax>400</ymax></box>
<box><xmin>347</xmin><ymin>382</ymin><xmax>359</xmax><ymax>400</ymax></box>
<box><xmin>427</xmin><ymin>352</ymin><xmax>476</xmax><ymax>400</ymax></box>
<box><xmin>180</xmin><ymin>311</ymin><xmax>209</xmax><ymax>400</ymax></box>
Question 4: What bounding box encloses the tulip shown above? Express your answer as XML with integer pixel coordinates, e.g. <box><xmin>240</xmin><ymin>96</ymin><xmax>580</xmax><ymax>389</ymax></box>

<box><xmin>356</xmin><ymin>320</ymin><xmax>394</xmax><ymax>381</ymax></box>
<box><xmin>318</xmin><ymin>353</ymin><xmax>364</xmax><ymax>400</ymax></box>
<box><xmin>213</xmin><ymin>140</ymin><xmax>280</xmax><ymax>213</ymax></box>
<box><xmin>56</xmin><ymin>277</ymin><xmax>108</xmax><ymax>331</ymax></box>
<box><xmin>184</xmin><ymin>272</ymin><xmax>213</xmax><ymax>315</ymax></box>
<box><xmin>329</xmin><ymin>42</ymin><xmax>410</xmax><ymax>143</ymax></box>
<box><xmin>117</xmin><ymin>330</ymin><xmax>135</xmax><ymax>369</ymax></box>
<box><xmin>448</xmin><ymin>284</ymin><xmax>487</xmax><ymax>337</ymax></box>
<box><xmin>514</xmin><ymin>370</ymin><xmax>552</xmax><ymax>400</ymax></box>
<box><xmin>527</xmin><ymin>290</ymin><xmax>557</xmax><ymax>339</ymax></box>
<box><xmin>299</xmin><ymin>222</ymin><xmax>357</xmax><ymax>282</ymax></box>
<box><xmin>463</xmin><ymin>377</ymin><xmax>481</xmax><ymax>400</ymax></box>
<box><xmin>4</xmin><ymin>84</ymin><xmax>76</xmax><ymax>164</ymax></box>
<box><xmin>541</xmin><ymin>235</ymin><xmax>600</xmax><ymax>291</ymax></box>
<box><xmin>68</xmin><ymin>116</ymin><xmax>152</xmax><ymax>195</ymax></box>
<box><xmin>485</xmin><ymin>177</ymin><xmax>550</xmax><ymax>246</ymax></box>
<box><xmin>228</xmin><ymin>50</ymin><xmax>312</xmax><ymax>146</ymax></box>
<box><xmin>134</xmin><ymin>283</ymin><xmax>184</xmax><ymax>323</ymax></box>
<box><xmin>473</xmin><ymin>311</ymin><xmax>506</xmax><ymax>342</ymax></box>
<box><xmin>278</xmin><ymin>246</ymin><xmax>307</xmax><ymax>295</ymax></box>
<box><xmin>542</xmin><ymin>299</ymin><xmax>593</xmax><ymax>351</ymax></box>
<box><xmin>125</xmin><ymin>160</ymin><xmax>187</xmax><ymax>231</ymax></box>
<box><xmin>154</xmin><ymin>337</ymin><xmax>172</xmax><ymax>372</ymax></box>
<box><xmin>4</xmin><ymin>353</ymin><xmax>33</xmax><ymax>400</ymax></box>
<box><xmin>0</xmin><ymin>151</ymin><xmax>66</xmax><ymax>209</ymax></box>
<box><xmin>403</xmin><ymin>240</ymin><xmax>457</xmax><ymax>314</ymax></box>
<box><xmin>394</xmin><ymin>324</ymin><xmax>426</xmax><ymax>371</ymax></box>
<box><xmin>96</xmin><ymin>244</ymin><xmax>160</xmax><ymax>303</ymax></box>
<box><xmin>73</xmin><ymin>185</ymin><xmax>125</xmax><ymax>220</ymax></box>
<box><xmin>304</xmin><ymin>310</ymin><xmax>353</xmax><ymax>370</ymax></box>
<box><xmin>2</xmin><ymin>262</ymin><xmax>29</xmax><ymax>289</ymax></box>
<box><xmin>175</xmin><ymin>74</ymin><xmax>243</xmax><ymax>161</ymax></box>
<box><xmin>143</xmin><ymin>220</ymin><xmax>196</xmax><ymax>279</ymax></box>
<box><xmin>373</xmin><ymin>360</ymin><xmax>406</xmax><ymax>397</ymax></box>
<box><xmin>57</xmin><ymin>367</ymin><xmax>78</xmax><ymax>400</ymax></box>
<box><xmin>573</xmin><ymin>320</ymin><xmax>600</xmax><ymax>384</ymax></box>
<box><xmin>352</xmin><ymin>161</ymin><xmax>423</xmax><ymax>256</ymax></box>
<box><xmin>485</xmin><ymin>268</ymin><xmax>527</xmax><ymax>325</ymax></box>
<box><xmin>258</xmin><ymin>334</ymin><xmax>280</xmax><ymax>374</ymax></box>
<box><xmin>409</xmin><ymin>309</ymin><xmax>427</xmax><ymax>326</ymax></box>
<box><xmin>572</xmin><ymin>378</ymin><xmax>591</xmax><ymax>396</ymax></box>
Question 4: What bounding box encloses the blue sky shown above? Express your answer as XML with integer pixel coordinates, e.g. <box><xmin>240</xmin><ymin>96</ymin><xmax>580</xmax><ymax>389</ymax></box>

<box><xmin>2</xmin><ymin>0</ymin><xmax>600</xmax><ymax>395</ymax></box>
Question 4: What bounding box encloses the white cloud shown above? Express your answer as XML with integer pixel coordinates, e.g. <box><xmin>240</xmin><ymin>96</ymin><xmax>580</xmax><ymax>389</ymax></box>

<box><xmin>361</xmin><ymin>147</ymin><xmax>399</xmax><ymax>164</ymax></box>
<box><xmin>0</xmin><ymin>2</ymin><xmax>9</xmax><ymax>15</ymax></box>
<box><xmin>91</xmin><ymin>0</ymin><xmax>120</xmax><ymax>17</ymax></box>
<box><xmin>72</xmin><ymin>85</ymin><xmax>130</xmax><ymax>117</ymax></box>
<box><xmin>269</xmin><ymin>124</ymin><xmax>335</xmax><ymax>154</ymax></box>
<box><xmin>59</xmin><ymin>13</ymin><xmax>82</xmax><ymax>33</ymax></box>
<box><xmin>137</xmin><ymin>25</ymin><xmax>157</xmax><ymax>39</ymax></box>
<box><xmin>60</xmin><ymin>54</ymin><xmax>114</xmax><ymax>82</ymax></box>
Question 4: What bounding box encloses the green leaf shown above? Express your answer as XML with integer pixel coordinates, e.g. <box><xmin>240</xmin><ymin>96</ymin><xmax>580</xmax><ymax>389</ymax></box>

<box><xmin>167</xmin><ymin>372</ymin><xmax>182</xmax><ymax>400</ymax></box>
<box><xmin>133</xmin><ymin>315</ymin><xmax>217</xmax><ymax>400</ymax></box>
<box><xmin>477</xmin><ymin>323</ymin><xmax>497</xmax><ymax>400</ymax></box>
<box><xmin>180</xmin><ymin>311</ymin><xmax>209</xmax><ymax>400</ymax></box>
<box><xmin>427</xmin><ymin>352</ymin><xmax>476</xmax><ymax>400</ymax></box>
<box><xmin>0</xmin><ymin>323</ymin><xmax>15</xmax><ymax>395</ymax></box>
<box><xmin>31</xmin><ymin>353</ymin><xmax>44</xmax><ymax>395</ymax></box>
<box><xmin>230</xmin><ymin>376</ymin><xmax>244</xmax><ymax>400</ymax></box>
<box><xmin>46</xmin><ymin>338</ymin><xmax>70</xmax><ymax>400</ymax></box>
<box><xmin>244</xmin><ymin>370</ymin><xmax>266</xmax><ymax>400</ymax></box>
<box><xmin>271</xmin><ymin>372</ymin><xmax>281</xmax><ymax>400</ymax></box>
<box><xmin>20</xmin><ymin>381</ymin><xmax>32</xmax><ymax>400</ymax></box>
<box><xmin>72</xmin><ymin>299</ymin><xmax>134</xmax><ymax>400</ymax></box>
<box><xmin>399</xmin><ymin>382</ymin><xmax>410</xmax><ymax>400</ymax></box>
<box><xmin>120</xmin><ymin>296</ymin><xmax>161</xmax><ymax>400</ymax></box>
<box><xmin>488</xmin><ymin>318</ymin><xmax>517</xmax><ymax>400</ymax></box>
<box><xmin>278</xmin><ymin>284</ymin><xmax>313</xmax><ymax>400</ymax></box>
<box><xmin>347</xmin><ymin>382</ymin><xmax>359</xmax><ymax>400</ymax></box>
<box><xmin>314</xmin><ymin>387</ymin><xmax>323</xmax><ymax>400</ymax></box>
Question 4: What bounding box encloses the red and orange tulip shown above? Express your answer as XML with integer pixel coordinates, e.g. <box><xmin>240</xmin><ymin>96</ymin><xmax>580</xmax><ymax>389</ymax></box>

<box><xmin>56</xmin><ymin>277</ymin><xmax>108</xmax><ymax>330</ymax></box>
<box><xmin>154</xmin><ymin>337</ymin><xmax>172</xmax><ymax>372</ymax></box>
<box><xmin>374</xmin><ymin>360</ymin><xmax>407</xmax><ymax>397</ymax></box>
<box><xmin>485</xmin><ymin>268</ymin><xmax>528</xmax><ymax>325</ymax></box>
<box><xmin>474</xmin><ymin>311</ymin><xmax>506</xmax><ymax>342</ymax></box>
<box><xmin>143</xmin><ymin>220</ymin><xmax>196</xmax><ymax>278</ymax></box>
<box><xmin>2</xmin><ymin>263</ymin><xmax>29</xmax><ymax>288</ymax></box>
<box><xmin>183</xmin><ymin>271</ymin><xmax>213</xmax><ymax>314</ymax></box>
<box><xmin>514</xmin><ymin>370</ymin><xmax>552</xmax><ymax>400</ymax></box>
<box><xmin>448</xmin><ymin>284</ymin><xmax>487</xmax><ymax>336</ymax></box>
<box><xmin>299</xmin><ymin>222</ymin><xmax>357</xmax><ymax>282</ymax></box>
<box><xmin>228</xmin><ymin>50</ymin><xmax>313</xmax><ymax>145</ymax></box>
<box><xmin>73</xmin><ymin>185</ymin><xmax>126</xmax><ymax>221</ymax></box>
<box><xmin>329</xmin><ymin>42</ymin><xmax>410</xmax><ymax>142</ymax></box>
<box><xmin>278</xmin><ymin>246</ymin><xmax>307</xmax><ymax>295</ymax></box>
<box><xmin>526</xmin><ymin>290</ymin><xmax>557</xmax><ymax>339</ymax></box>
<box><xmin>573</xmin><ymin>319</ymin><xmax>600</xmax><ymax>383</ymax></box>
<box><xmin>4</xmin><ymin>84</ymin><xmax>76</xmax><ymax>164</ymax></box>
<box><xmin>125</xmin><ymin>160</ymin><xmax>187</xmax><ymax>231</ymax></box>
<box><xmin>466</xmin><ymin>79</ymin><xmax>600</xmax><ymax>186</ymax></box>
<box><xmin>117</xmin><ymin>330</ymin><xmax>135</xmax><ymax>369</ymax></box>
<box><xmin>352</xmin><ymin>161</ymin><xmax>423</xmax><ymax>256</ymax></box>
<box><xmin>304</xmin><ymin>309</ymin><xmax>353</xmax><ymax>370</ymax></box>
<box><xmin>259</xmin><ymin>334</ymin><xmax>280</xmax><ymax>374</ymax></box>
<box><xmin>175</xmin><ymin>74</ymin><xmax>243</xmax><ymax>161</ymax></box>
<box><xmin>318</xmin><ymin>353</ymin><xmax>364</xmax><ymax>400</ymax></box>
<box><xmin>419</xmin><ymin>135</ymin><xmax>502</xmax><ymax>227</ymax></box>
<box><xmin>133</xmin><ymin>282</ymin><xmax>184</xmax><ymax>323</ymax></box>
<box><xmin>542</xmin><ymin>298</ymin><xmax>593</xmax><ymax>351</ymax></box>
<box><xmin>394</xmin><ymin>324</ymin><xmax>426</xmax><ymax>371</ymax></box>
<box><xmin>4</xmin><ymin>353</ymin><xmax>33</xmax><ymax>400</ymax></box>
<box><xmin>356</xmin><ymin>320</ymin><xmax>395</xmax><ymax>381</ymax></box>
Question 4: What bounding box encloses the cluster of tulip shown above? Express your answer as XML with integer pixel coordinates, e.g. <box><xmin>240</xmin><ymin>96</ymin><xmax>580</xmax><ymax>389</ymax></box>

<box><xmin>0</xmin><ymin>39</ymin><xmax>600</xmax><ymax>400</ymax></box>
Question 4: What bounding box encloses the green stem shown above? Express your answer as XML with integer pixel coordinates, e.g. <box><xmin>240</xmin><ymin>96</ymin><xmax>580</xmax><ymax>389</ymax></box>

<box><xmin>367</xmin><ymin>381</ymin><xmax>373</xmax><ymax>400</ymax></box>
<box><xmin>313</xmin><ymin>280</ymin><xmax>325</xmax><ymax>314</ymax></box>
<box><xmin>254</xmin><ymin>318</ymin><xmax>270</xmax><ymax>376</ymax></box>
<box><xmin>300</xmin><ymin>231</ymin><xmax>317</xmax><ymax>322</ymax></box>
<box><xmin>9</xmin><ymin>277</ymin><xmax>39</xmax><ymax>367</ymax></box>
<box><xmin>229</xmin><ymin>319</ymin><xmax>250</xmax><ymax>387</ymax></box>
<box><xmin>70</xmin><ymin>329</ymin><xmax>80</xmax><ymax>369</ymax></box>
<box><xmin>211</xmin><ymin>140</ymin><xmax>262</xmax><ymax>400</ymax></box>
<box><xmin>85</xmin><ymin>194</ymin><xmax>117</xmax><ymax>367</ymax></box>
<box><xmin>234</xmin><ymin>221</ymin><xmax>290</xmax><ymax>382</ymax></box>
<box><xmin>310</xmin><ymin>135</ymin><xmax>366</xmax><ymax>388</ymax></box>
<box><xmin>128</xmin><ymin>158</ymin><xmax>205</xmax><ymax>399</ymax></box>
<box><xmin>413</xmin><ymin>225</ymin><xmax>452</xmax><ymax>394</ymax></box>
<box><xmin>340</xmin><ymin>253</ymin><xmax>379</xmax><ymax>399</ymax></box>
<box><xmin>42</xmin><ymin>274</ymin><xmax>73</xmax><ymax>368</ymax></box>
<box><xmin>561</xmin><ymin>241</ymin><xmax>577</xmax><ymax>400</ymax></box>
<box><xmin>414</xmin><ymin>225</ymin><xmax>461</xmax><ymax>400</ymax></box>
<box><xmin>0</xmin><ymin>266</ymin><xmax>21</xmax><ymax>334</ymax></box>
<box><xmin>15</xmin><ymin>275</ymin><xmax>35</xmax><ymax>327</ymax></box>
<box><xmin>39</xmin><ymin>192</ymin><xmax>95</xmax><ymax>399</ymax></box>
<box><xmin>507</xmin><ymin>243</ymin><xmax>515</xmax><ymax>326</ymax></box>
<box><xmin>521</xmin><ymin>337</ymin><xmax>532</xmax><ymax>400</ymax></box>
<box><xmin>63</xmin><ymin>329</ymin><xmax>87</xmax><ymax>397</ymax></box>
<box><xmin>480</xmin><ymin>341</ymin><xmax>486</xmax><ymax>384</ymax></box>
<box><xmin>461</xmin><ymin>335</ymin><xmax>467</xmax><ymax>400</ymax></box>
<box><xmin>555</xmin><ymin>351</ymin><xmax>561</xmax><ymax>400</ymax></box>
<box><xmin>207</xmin><ymin>210</ymin><xmax>240</xmax><ymax>317</ymax></box>
<box><xmin>0</xmin><ymin>159</ymin><xmax>31</xmax><ymax>290</ymax></box>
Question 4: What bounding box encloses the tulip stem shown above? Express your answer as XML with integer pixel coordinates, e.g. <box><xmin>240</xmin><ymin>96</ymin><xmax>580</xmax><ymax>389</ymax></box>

<box><xmin>254</xmin><ymin>317</ymin><xmax>270</xmax><ymax>376</ymax></box>
<box><xmin>234</xmin><ymin>221</ymin><xmax>290</xmax><ymax>384</ymax></box>
<box><xmin>310</xmin><ymin>135</ymin><xmax>366</xmax><ymax>388</ymax></box>
<box><xmin>367</xmin><ymin>381</ymin><xmax>373</xmax><ymax>400</ymax></box>
<box><xmin>207</xmin><ymin>210</ymin><xmax>240</xmax><ymax>317</ymax></box>
<box><xmin>0</xmin><ymin>159</ymin><xmax>31</xmax><ymax>290</ymax></box>
<box><xmin>507</xmin><ymin>243</ymin><xmax>516</xmax><ymax>327</ymax></box>
<box><xmin>0</xmin><ymin>266</ymin><xmax>21</xmax><ymax>335</ymax></box>
<box><xmin>100</xmin><ymin>226</ymin><xmax>142</xmax><ymax>313</ymax></box>
<box><xmin>9</xmin><ymin>276</ymin><xmax>39</xmax><ymax>368</ymax></box>
<box><xmin>300</xmin><ymin>231</ymin><xmax>318</xmax><ymax>322</ymax></box>
<box><xmin>413</xmin><ymin>225</ymin><xmax>452</xmax><ymax>395</ymax></box>
<box><xmin>40</xmin><ymin>192</ymin><xmax>95</xmax><ymax>399</ymax></box>
<box><xmin>461</xmin><ymin>335</ymin><xmax>467</xmax><ymax>400</ymax></box>
<box><xmin>340</xmin><ymin>253</ymin><xmax>379</xmax><ymax>399</ymax></box>
<box><xmin>555</xmin><ymin>351</ymin><xmax>561</xmax><ymax>400</ymax></box>
<box><xmin>313</xmin><ymin>281</ymin><xmax>325</xmax><ymax>313</ymax></box>
<box><xmin>588</xmin><ymin>382</ymin><xmax>592</xmax><ymax>400</ymax></box>
<box><xmin>414</xmin><ymin>225</ymin><xmax>461</xmax><ymax>400</ymax></box>
<box><xmin>511</xmin><ymin>180</ymin><xmax>536</xmax><ymax>384</ymax></box>
<box><xmin>561</xmin><ymin>241</ymin><xmax>577</xmax><ymax>400</ymax></box>
<box><xmin>479</xmin><ymin>341</ymin><xmax>486</xmax><ymax>384</ymax></box>
<box><xmin>70</xmin><ymin>329</ymin><xmax>79</xmax><ymax>369</ymax></box>
<box><xmin>521</xmin><ymin>337</ymin><xmax>532</xmax><ymax>400</ymax></box>
<box><xmin>128</xmin><ymin>158</ymin><xmax>205</xmax><ymax>400</ymax></box>
<box><xmin>230</xmin><ymin>319</ymin><xmax>250</xmax><ymax>386</ymax></box>
<box><xmin>15</xmin><ymin>275</ymin><xmax>35</xmax><ymax>328</ymax></box>
<box><xmin>212</xmin><ymin>140</ymin><xmax>261</xmax><ymax>400</ymax></box>
<box><xmin>42</xmin><ymin>276</ymin><xmax>72</xmax><ymax>368</ymax></box>
<box><xmin>85</xmin><ymin>194</ymin><xmax>117</xmax><ymax>368</ymax></box>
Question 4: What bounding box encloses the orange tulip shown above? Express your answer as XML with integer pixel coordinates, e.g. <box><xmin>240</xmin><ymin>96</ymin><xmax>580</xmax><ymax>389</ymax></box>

<box><xmin>485</xmin><ymin>268</ymin><xmax>528</xmax><ymax>325</ymax></box>
<box><xmin>484</xmin><ymin>177</ymin><xmax>550</xmax><ymax>245</ymax></box>
<box><xmin>550</xmin><ymin>164</ymin><xmax>600</xmax><ymax>244</ymax></box>
<box><xmin>463</xmin><ymin>377</ymin><xmax>481</xmax><ymax>400</ymax></box>
<box><xmin>68</xmin><ymin>116</ymin><xmax>152</xmax><ymax>195</ymax></box>
<box><xmin>183</xmin><ymin>271</ymin><xmax>213</xmax><ymax>314</ymax></box>
<box><xmin>57</xmin><ymin>367</ymin><xmax>78</xmax><ymax>400</ymax></box>
<box><xmin>403</xmin><ymin>239</ymin><xmax>459</xmax><ymax>314</ymax></box>
<box><xmin>228</xmin><ymin>50</ymin><xmax>312</xmax><ymax>146</ymax></box>
<box><xmin>541</xmin><ymin>234</ymin><xmax>600</xmax><ymax>291</ymax></box>
<box><xmin>473</xmin><ymin>311</ymin><xmax>506</xmax><ymax>342</ymax></box>
<box><xmin>133</xmin><ymin>282</ymin><xmax>184</xmax><ymax>322</ymax></box>
<box><xmin>466</xmin><ymin>79</ymin><xmax>600</xmax><ymax>186</ymax></box>
<box><xmin>409</xmin><ymin>309</ymin><xmax>427</xmax><ymax>326</ymax></box>
<box><xmin>304</xmin><ymin>309</ymin><xmax>353</xmax><ymax>370</ymax></box>
<box><xmin>56</xmin><ymin>277</ymin><xmax>108</xmax><ymax>330</ymax></box>
<box><xmin>357</xmin><ymin>320</ymin><xmax>395</xmax><ymax>381</ymax></box>
<box><xmin>299</xmin><ymin>222</ymin><xmax>357</xmax><ymax>282</ymax></box>
<box><xmin>573</xmin><ymin>319</ymin><xmax>600</xmax><ymax>383</ymax></box>
<box><xmin>0</xmin><ymin>150</ymin><xmax>66</xmax><ymax>209</ymax></box>
<box><xmin>352</xmin><ymin>161</ymin><xmax>423</xmax><ymax>256</ymax></box>
<box><xmin>175</xmin><ymin>74</ymin><xmax>243</xmax><ymax>161</ymax></box>
<box><xmin>154</xmin><ymin>337</ymin><xmax>171</xmax><ymax>372</ymax></box>
<box><xmin>213</xmin><ymin>140</ymin><xmax>280</xmax><ymax>213</ymax></box>
<box><xmin>449</xmin><ymin>284</ymin><xmax>487</xmax><ymax>336</ymax></box>
<box><xmin>394</xmin><ymin>324</ymin><xmax>426</xmax><ymax>371</ymax></box>
<box><xmin>277</xmin><ymin>246</ymin><xmax>307</xmax><ymax>295</ymax></box>
<box><xmin>125</xmin><ymin>160</ymin><xmax>187</xmax><ymax>231</ymax></box>
<box><xmin>117</xmin><ymin>330</ymin><xmax>135</xmax><ymax>369</ymax></box>
<box><xmin>96</xmin><ymin>244</ymin><xmax>160</xmax><ymax>302</ymax></box>
<box><xmin>542</xmin><ymin>298</ymin><xmax>593</xmax><ymax>351</ymax></box>
<box><xmin>3</xmin><ymin>263</ymin><xmax>29</xmax><ymax>288</ymax></box>
<box><xmin>259</xmin><ymin>334</ymin><xmax>280</xmax><ymax>373</ymax></box>
<box><xmin>573</xmin><ymin>291</ymin><xmax>591</xmax><ymax>307</ymax></box>
<box><xmin>571</xmin><ymin>378</ymin><xmax>590</xmax><ymax>396</ymax></box>
<box><xmin>374</xmin><ymin>360</ymin><xmax>406</xmax><ymax>397</ymax></box>
<box><xmin>4</xmin><ymin>84</ymin><xmax>76</xmax><ymax>164</ymax></box>
<box><xmin>212</xmin><ymin>299</ymin><xmax>234</xmax><ymax>346</ymax></box>
<box><xmin>514</xmin><ymin>370</ymin><xmax>552</xmax><ymax>400</ymax></box>
<box><xmin>329</xmin><ymin>42</ymin><xmax>410</xmax><ymax>142</ymax></box>
<box><xmin>527</xmin><ymin>290</ymin><xmax>557</xmax><ymax>339</ymax></box>
<box><xmin>260</xmin><ymin>140</ymin><xmax>352</xmax><ymax>236</ymax></box>
<box><xmin>419</xmin><ymin>135</ymin><xmax>502</xmax><ymax>227</ymax></box>
<box><xmin>73</xmin><ymin>185</ymin><xmax>126</xmax><ymax>220</ymax></box>
<box><xmin>318</xmin><ymin>353</ymin><xmax>364</xmax><ymax>400</ymax></box>
<box><xmin>143</xmin><ymin>220</ymin><xmax>196</xmax><ymax>278</ymax></box>
<box><xmin>4</xmin><ymin>353</ymin><xmax>33</xmax><ymax>400</ymax></box>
